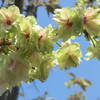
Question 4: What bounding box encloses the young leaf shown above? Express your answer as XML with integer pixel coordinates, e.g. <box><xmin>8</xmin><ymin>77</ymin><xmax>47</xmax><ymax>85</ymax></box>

<box><xmin>67</xmin><ymin>73</ymin><xmax>76</xmax><ymax>78</ymax></box>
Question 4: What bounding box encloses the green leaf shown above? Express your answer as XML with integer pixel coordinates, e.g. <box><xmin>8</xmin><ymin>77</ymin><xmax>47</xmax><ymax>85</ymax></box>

<box><xmin>45</xmin><ymin>2</ymin><xmax>61</xmax><ymax>15</ymax></box>
<box><xmin>65</xmin><ymin>79</ymin><xmax>75</xmax><ymax>88</ymax></box>
<box><xmin>67</xmin><ymin>73</ymin><xmax>76</xmax><ymax>78</ymax></box>
<box><xmin>49</xmin><ymin>0</ymin><xmax>59</xmax><ymax>4</ymax></box>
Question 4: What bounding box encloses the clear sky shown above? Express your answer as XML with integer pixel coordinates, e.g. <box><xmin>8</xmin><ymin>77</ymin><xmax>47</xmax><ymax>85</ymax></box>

<box><xmin>6</xmin><ymin>0</ymin><xmax>100</xmax><ymax>100</ymax></box>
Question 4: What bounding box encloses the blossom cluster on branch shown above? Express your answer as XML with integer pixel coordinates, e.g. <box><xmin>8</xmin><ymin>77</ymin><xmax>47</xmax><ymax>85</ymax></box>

<box><xmin>0</xmin><ymin>2</ymin><xmax>100</xmax><ymax>95</ymax></box>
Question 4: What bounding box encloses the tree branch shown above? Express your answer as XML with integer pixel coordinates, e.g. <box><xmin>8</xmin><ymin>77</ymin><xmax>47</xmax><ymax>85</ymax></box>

<box><xmin>0</xmin><ymin>86</ymin><xmax>19</xmax><ymax>100</ymax></box>
<box><xmin>26</xmin><ymin>0</ymin><xmax>39</xmax><ymax>17</ymax></box>
<box><xmin>14</xmin><ymin>0</ymin><xmax>24</xmax><ymax>13</ymax></box>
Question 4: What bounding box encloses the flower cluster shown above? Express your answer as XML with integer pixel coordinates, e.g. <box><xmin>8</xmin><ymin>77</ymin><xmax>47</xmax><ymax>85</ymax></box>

<box><xmin>53</xmin><ymin>6</ymin><xmax>100</xmax><ymax>41</ymax></box>
<box><xmin>86</xmin><ymin>40</ymin><xmax>100</xmax><ymax>60</ymax></box>
<box><xmin>0</xmin><ymin>6</ymin><xmax>55</xmax><ymax>95</ymax></box>
<box><xmin>53</xmin><ymin>7</ymin><xmax>83</xmax><ymax>41</ymax></box>
<box><xmin>56</xmin><ymin>41</ymin><xmax>82</xmax><ymax>70</ymax></box>
<box><xmin>0</xmin><ymin>3</ymin><xmax>100</xmax><ymax>96</ymax></box>
<box><xmin>83</xmin><ymin>8</ymin><xmax>100</xmax><ymax>36</ymax></box>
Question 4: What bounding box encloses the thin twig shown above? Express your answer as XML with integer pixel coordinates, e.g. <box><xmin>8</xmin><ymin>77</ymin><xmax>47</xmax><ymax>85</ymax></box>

<box><xmin>56</xmin><ymin>42</ymin><xmax>61</xmax><ymax>47</ymax></box>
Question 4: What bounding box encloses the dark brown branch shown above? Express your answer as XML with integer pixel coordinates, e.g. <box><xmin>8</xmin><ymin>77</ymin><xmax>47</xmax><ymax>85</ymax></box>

<box><xmin>26</xmin><ymin>0</ymin><xmax>39</xmax><ymax>17</ymax></box>
<box><xmin>0</xmin><ymin>42</ymin><xmax>11</xmax><ymax>46</ymax></box>
<box><xmin>0</xmin><ymin>86</ymin><xmax>19</xmax><ymax>100</ymax></box>
<box><xmin>83</xmin><ymin>30</ymin><xmax>89</xmax><ymax>38</ymax></box>
<box><xmin>14</xmin><ymin>0</ymin><xmax>24</xmax><ymax>13</ymax></box>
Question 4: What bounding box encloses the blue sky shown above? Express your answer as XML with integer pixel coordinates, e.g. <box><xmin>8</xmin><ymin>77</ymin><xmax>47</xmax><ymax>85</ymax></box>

<box><xmin>0</xmin><ymin>0</ymin><xmax>99</xmax><ymax>100</ymax></box>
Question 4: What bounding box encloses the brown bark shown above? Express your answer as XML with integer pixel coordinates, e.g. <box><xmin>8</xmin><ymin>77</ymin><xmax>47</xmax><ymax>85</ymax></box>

<box><xmin>26</xmin><ymin>0</ymin><xmax>38</xmax><ymax>17</ymax></box>
<box><xmin>0</xmin><ymin>86</ymin><xmax>19</xmax><ymax>100</ymax></box>
<box><xmin>14</xmin><ymin>0</ymin><xmax>24</xmax><ymax>13</ymax></box>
